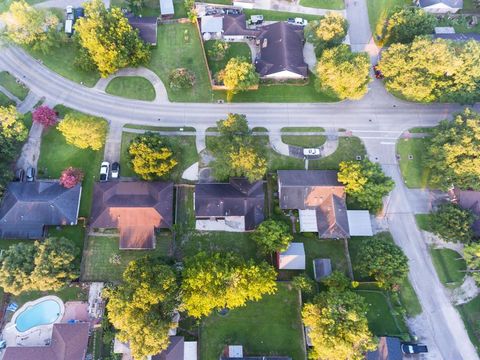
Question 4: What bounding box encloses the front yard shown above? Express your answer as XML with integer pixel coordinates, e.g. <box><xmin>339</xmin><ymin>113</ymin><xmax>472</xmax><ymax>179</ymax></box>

<box><xmin>200</xmin><ymin>282</ymin><xmax>306</xmax><ymax>360</ymax></box>
<box><xmin>0</xmin><ymin>72</ymin><xmax>29</xmax><ymax>100</ymax></box>
<box><xmin>281</xmin><ymin>127</ymin><xmax>326</xmax><ymax>148</ymax></box>
<box><xmin>430</xmin><ymin>248</ymin><xmax>466</xmax><ymax>288</ymax></box>
<box><xmin>397</xmin><ymin>137</ymin><xmax>431</xmax><ymax>189</ymax></box>
<box><xmin>204</xmin><ymin>41</ymin><xmax>252</xmax><ymax>78</ymax></box>
<box><xmin>457</xmin><ymin>295</ymin><xmax>480</xmax><ymax>352</ymax></box>
<box><xmin>105</xmin><ymin>76</ymin><xmax>156</xmax><ymax>101</ymax></box>
<box><xmin>367</xmin><ymin>0</ymin><xmax>410</xmax><ymax>40</ymax></box>
<box><xmin>299</xmin><ymin>0</ymin><xmax>344</xmax><ymax>9</ymax></box>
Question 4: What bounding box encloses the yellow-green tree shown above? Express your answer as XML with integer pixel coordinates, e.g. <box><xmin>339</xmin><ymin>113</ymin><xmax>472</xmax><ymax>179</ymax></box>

<box><xmin>0</xmin><ymin>105</ymin><xmax>27</xmax><ymax>141</ymax></box>
<box><xmin>229</xmin><ymin>146</ymin><xmax>267</xmax><ymax>182</ymax></box>
<box><xmin>75</xmin><ymin>0</ymin><xmax>150</xmax><ymax>76</ymax></box>
<box><xmin>128</xmin><ymin>133</ymin><xmax>177</xmax><ymax>180</ymax></box>
<box><xmin>304</xmin><ymin>13</ymin><xmax>348</xmax><ymax>55</ymax></box>
<box><xmin>57</xmin><ymin>113</ymin><xmax>108</xmax><ymax>150</ymax></box>
<box><xmin>218</xmin><ymin>57</ymin><xmax>259</xmax><ymax>101</ymax></box>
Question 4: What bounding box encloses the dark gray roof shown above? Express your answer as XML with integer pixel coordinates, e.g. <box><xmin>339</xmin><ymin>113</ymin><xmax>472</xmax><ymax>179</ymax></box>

<box><xmin>419</xmin><ymin>0</ymin><xmax>463</xmax><ymax>8</ymax></box>
<box><xmin>316</xmin><ymin>195</ymin><xmax>350</xmax><ymax>239</ymax></box>
<box><xmin>222</xmin><ymin>358</ymin><xmax>291</xmax><ymax>360</ymax></box>
<box><xmin>152</xmin><ymin>336</ymin><xmax>184</xmax><ymax>360</ymax></box>
<box><xmin>366</xmin><ymin>337</ymin><xmax>402</xmax><ymax>360</ymax></box>
<box><xmin>195</xmin><ymin>178</ymin><xmax>264</xmax><ymax>230</ymax></box>
<box><xmin>223</xmin><ymin>14</ymin><xmax>259</xmax><ymax>36</ymax></box>
<box><xmin>127</xmin><ymin>16</ymin><xmax>158</xmax><ymax>45</ymax></box>
<box><xmin>0</xmin><ymin>181</ymin><xmax>81</xmax><ymax>239</ymax></box>
<box><xmin>454</xmin><ymin>189</ymin><xmax>480</xmax><ymax>236</ymax></box>
<box><xmin>313</xmin><ymin>258</ymin><xmax>332</xmax><ymax>281</ymax></box>
<box><xmin>255</xmin><ymin>22</ymin><xmax>308</xmax><ymax>77</ymax></box>
<box><xmin>433</xmin><ymin>33</ymin><xmax>480</xmax><ymax>42</ymax></box>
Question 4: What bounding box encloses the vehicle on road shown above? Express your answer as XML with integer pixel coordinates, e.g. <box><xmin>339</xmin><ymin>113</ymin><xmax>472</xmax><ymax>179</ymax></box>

<box><xmin>26</xmin><ymin>167</ymin><xmax>35</xmax><ymax>182</ymax></box>
<box><xmin>288</xmin><ymin>17</ymin><xmax>308</xmax><ymax>26</ymax></box>
<box><xmin>111</xmin><ymin>162</ymin><xmax>120</xmax><ymax>179</ymax></box>
<box><xmin>401</xmin><ymin>343</ymin><xmax>428</xmax><ymax>354</ymax></box>
<box><xmin>303</xmin><ymin>148</ymin><xmax>320</xmax><ymax>156</ymax></box>
<box><xmin>99</xmin><ymin>162</ymin><xmax>110</xmax><ymax>182</ymax></box>
<box><xmin>15</xmin><ymin>169</ymin><xmax>25</xmax><ymax>182</ymax></box>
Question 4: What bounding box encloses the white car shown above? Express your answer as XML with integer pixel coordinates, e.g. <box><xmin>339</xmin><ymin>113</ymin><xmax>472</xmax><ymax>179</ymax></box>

<box><xmin>99</xmin><ymin>161</ymin><xmax>110</xmax><ymax>182</ymax></box>
<box><xmin>303</xmin><ymin>148</ymin><xmax>320</xmax><ymax>156</ymax></box>
<box><xmin>66</xmin><ymin>5</ymin><xmax>73</xmax><ymax>14</ymax></box>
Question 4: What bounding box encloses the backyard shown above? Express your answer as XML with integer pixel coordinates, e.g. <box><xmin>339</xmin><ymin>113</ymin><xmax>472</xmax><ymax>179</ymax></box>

<box><xmin>200</xmin><ymin>283</ymin><xmax>306</xmax><ymax>360</ymax></box>
<box><xmin>397</xmin><ymin>137</ymin><xmax>431</xmax><ymax>189</ymax></box>
<box><xmin>105</xmin><ymin>76</ymin><xmax>156</xmax><ymax>101</ymax></box>
<box><xmin>205</xmin><ymin>41</ymin><xmax>251</xmax><ymax>78</ymax></box>
<box><xmin>0</xmin><ymin>71</ymin><xmax>29</xmax><ymax>100</ymax></box>
<box><xmin>280</xmin><ymin>127</ymin><xmax>326</xmax><ymax>148</ymax></box>
<box><xmin>430</xmin><ymin>247</ymin><xmax>466</xmax><ymax>288</ymax></box>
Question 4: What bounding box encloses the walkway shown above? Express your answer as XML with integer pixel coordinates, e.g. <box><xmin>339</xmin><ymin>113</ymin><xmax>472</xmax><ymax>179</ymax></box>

<box><xmin>0</xmin><ymin>85</ymin><xmax>20</xmax><ymax>104</ymax></box>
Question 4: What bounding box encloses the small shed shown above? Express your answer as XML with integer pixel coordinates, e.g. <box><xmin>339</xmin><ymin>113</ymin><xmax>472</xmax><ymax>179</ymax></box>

<box><xmin>313</xmin><ymin>258</ymin><xmax>332</xmax><ymax>281</ymax></box>
<box><xmin>201</xmin><ymin>16</ymin><xmax>223</xmax><ymax>35</ymax></box>
<box><xmin>160</xmin><ymin>0</ymin><xmax>174</xmax><ymax>18</ymax></box>
<box><xmin>228</xmin><ymin>345</ymin><xmax>244</xmax><ymax>358</ymax></box>
<box><xmin>278</xmin><ymin>243</ymin><xmax>306</xmax><ymax>270</ymax></box>
<box><xmin>346</xmin><ymin>210</ymin><xmax>373</xmax><ymax>236</ymax></box>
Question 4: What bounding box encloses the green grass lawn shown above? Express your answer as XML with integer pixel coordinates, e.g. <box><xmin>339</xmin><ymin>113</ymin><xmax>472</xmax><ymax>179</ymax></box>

<box><xmin>397</xmin><ymin>138</ymin><xmax>431</xmax><ymax>189</ymax></box>
<box><xmin>200</xmin><ymin>283</ymin><xmax>306</xmax><ymax>360</ymax></box>
<box><xmin>457</xmin><ymin>296</ymin><xmax>480</xmax><ymax>352</ymax></box>
<box><xmin>243</xmin><ymin>9</ymin><xmax>322</xmax><ymax>22</ymax></box>
<box><xmin>0</xmin><ymin>92</ymin><xmax>15</xmax><ymax>107</ymax></box>
<box><xmin>281</xmin><ymin>127</ymin><xmax>326</xmax><ymax>148</ymax></box>
<box><xmin>176</xmin><ymin>186</ymin><xmax>196</xmax><ymax>232</ymax></box>
<box><xmin>0</xmin><ymin>72</ymin><xmax>29</xmax><ymax>100</ymax></box>
<box><xmin>398</xmin><ymin>277</ymin><xmax>422</xmax><ymax>317</ymax></box>
<box><xmin>415</xmin><ymin>213</ymin><xmax>433</xmax><ymax>232</ymax></box>
<box><xmin>47</xmin><ymin>225</ymin><xmax>86</xmax><ymax>254</ymax></box>
<box><xmin>123</xmin><ymin>124</ymin><xmax>196</xmax><ymax>131</ymax></box>
<box><xmin>105</xmin><ymin>76</ymin><xmax>156</xmax><ymax>101</ymax></box>
<box><xmin>300</xmin><ymin>0</ymin><xmax>344</xmax><ymax>9</ymax></box>
<box><xmin>37</xmin><ymin>115</ymin><xmax>106</xmax><ymax>217</ymax></box>
<box><xmin>110</xmin><ymin>0</ymin><xmax>160</xmax><ymax>16</ymax></box>
<box><xmin>204</xmin><ymin>41</ymin><xmax>251</xmax><ymax>77</ymax></box>
<box><xmin>120</xmin><ymin>131</ymin><xmax>198</xmax><ymax>181</ymax></box>
<box><xmin>367</xmin><ymin>0</ymin><xmax>409</xmax><ymax>40</ymax></box>
<box><xmin>81</xmin><ymin>233</ymin><xmax>172</xmax><ymax>281</ymax></box>
<box><xmin>430</xmin><ymin>248</ymin><xmax>466</xmax><ymax>288</ymax></box>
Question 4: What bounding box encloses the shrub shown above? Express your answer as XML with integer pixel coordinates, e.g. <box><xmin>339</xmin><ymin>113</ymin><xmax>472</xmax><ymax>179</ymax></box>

<box><xmin>59</xmin><ymin>167</ymin><xmax>84</xmax><ymax>188</ymax></box>
<box><xmin>168</xmin><ymin>68</ymin><xmax>195</xmax><ymax>90</ymax></box>
<box><xmin>32</xmin><ymin>105</ymin><xmax>57</xmax><ymax>127</ymax></box>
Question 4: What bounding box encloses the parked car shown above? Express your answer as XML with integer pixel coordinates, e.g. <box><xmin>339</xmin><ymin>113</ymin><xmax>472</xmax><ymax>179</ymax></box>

<box><xmin>111</xmin><ymin>162</ymin><xmax>120</xmax><ymax>179</ymax></box>
<box><xmin>99</xmin><ymin>161</ymin><xmax>110</xmax><ymax>182</ymax></box>
<box><xmin>26</xmin><ymin>167</ymin><xmax>35</xmax><ymax>182</ymax></box>
<box><xmin>250</xmin><ymin>15</ymin><xmax>264</xmax><ymax>25</ymax></box>
<box><xmin>74</xmin><ymin>7</ymin><xmax>85</xmax><ymax>19</ymax></box>
<box><xmin>66</xmin><ymin>5</ymin><xmax>73</xmax><ymax>16</ymax></box>
<box><xmin>288</xmin><ymin>17</ymin><xmax>307</xmax><ymax>26</ymax></box>
<box><xmin>224</xmin><ymin>8</ymin><xmax>241</xmax><ymax>15</ymax></box>
<box><xmin>15</xmin><ymin>169</ymin><xmax>25</xmax><ymax>182</ymax></box>
<box><xmin>303</xmin><ymin>148</ymin><xmax>320</xmax><ymax>156</ymax></box>
<box><xmin>401</xmin><ymin>343</ymin><xmax>428</xmax><ymax>354</ymax></box>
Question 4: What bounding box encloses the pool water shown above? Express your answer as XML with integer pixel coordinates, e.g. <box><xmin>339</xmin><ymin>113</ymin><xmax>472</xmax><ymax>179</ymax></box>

<box><xmin>15</xmin><ymin>300</ymin><xmax>61</xmax><ymax>332</ymax></box>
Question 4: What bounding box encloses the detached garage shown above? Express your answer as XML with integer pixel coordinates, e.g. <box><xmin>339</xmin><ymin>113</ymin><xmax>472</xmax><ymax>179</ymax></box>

<box><xmin>346</xmin><ymin>210</ymin><xmax>373</xmax><ymax>236</ymax></box>
<box><xmin>278</xmin><ymin>242</ymin><xmax>306</xmax><ymax>270</ymax></box>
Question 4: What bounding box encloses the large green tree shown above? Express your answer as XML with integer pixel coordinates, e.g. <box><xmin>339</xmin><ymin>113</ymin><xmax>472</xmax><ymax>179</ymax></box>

<box><xmin>384</xmin><ymin>8</ymin><xmax>437</xmax><ymax>45</ymax></box>
<box><xmin>338</xmin><ymin>159</ymin><xmax>394</xmax><ymax>213</ymax></box>
<box><xmin>315</xmin><ymin>45</ymin><xmax>371</xmax><ymax>100</ymax></box>
<box><xmin>426</xmin><ymin>109</ymin><xmax>480</xmax><ymax>190</ymax></box>
<box><xmin>430</xmin><ymin>203</ymin><xmax>476</xmax><ymax>243</ymax></box>
<box><xmin>218</xmin><ymin>57</ymin><xmax>259</xmax><ymax>101</ymax></box>
<box><xmin>181</xmin><ymin>252</ymin><xmax>277</xmax><ymax>318</ymax></box>
<box><xmin>57</xmin><ymin>112</ymin><xmax>108</xmax><ymax>151</ymax></box>
<box><xmin>464</xmin><ymin>243</ymin><xmax>480</xmax><ymax>285</ymax></box>
<box><xmin>304</xmin><ymin>13</ymin><xmax>348</xmax><ymax>55</ymax></box>
<box><xmin>75</xmin><ymin>0</ymin><xmax>150</xmax><ymax>76</ymax></box>
<box><xmin>251</xmin><ymin>219</ymin><xmax>293</xmax><ymax>254</ymax></box>
<box><xmin>356</xmin><ymin>233</ymin><xmax>409</xmax><ymax>289</ymax></box>
<box><xmin>105</xmin><ymin>257</ymin><xmax>179</xmax><ymax>359</ymax></box>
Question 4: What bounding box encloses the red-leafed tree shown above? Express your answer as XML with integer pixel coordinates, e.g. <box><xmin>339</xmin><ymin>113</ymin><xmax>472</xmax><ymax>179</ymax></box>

<box><xmin>32</xmin><ymin>105</ymin><xmax>57</xmax><ymax>127</ymax></box>
<box><xmin>59</xmin><ymin>167</ymin><xmax>84</xmax><ymax>188</ymax></box>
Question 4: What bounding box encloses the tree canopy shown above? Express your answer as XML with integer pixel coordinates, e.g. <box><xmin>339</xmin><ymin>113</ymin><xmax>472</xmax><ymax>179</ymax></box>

<box><xmin>304</xmin><ymin>13</ymin><xmax>348</xmax><ymax>55</ymax></box>
<box><xmin>464</xmin><ymin>243</ymin><xmax>480</xmax><ymax>286</ymax></box>
<box><xmin>384</xmin><ymin>8</ymin><xmax>437</xmax><ymax>45</ymax></box>
<box><xmin>251</xmin><ymin>219</ymin><xmax>293</xmax><ymax>254</ymax></box>
<box><xmin>430</xmin><ymin>203</ymin><xmax>476</xmax><ymax>243</ymax></box>
<box><xmin>218</xmin><ymin>57</ymin><xmax>259</xmax><ymax>101</ymax></box>
<box><xmin>105</xmin><ymin>257</ymin><xmax>179</xmax><ymax>359</ymax></box>
<box><xmin>338</xmin><ymin>159</ymin><xmax>394</xmax><ymax>213</ymax></box>
<box><xmin>59</xmin><ymin>167</ymin><xmax>84</xmax><ymax>188</ymax></box>
<box><xmin>75</xmin><ymin>0</ymin><xmax>150</xmax><ymax>76</ymax></box>
<box><xmin>181</xmin><ymin>252</ymin><xmax>277</xmax><ymax>318</ymax></box>
<box><xmin>57</xmin><ymin>112</ymin><xmax>108</xmax><ymax>151</ymax></box>
<box><xmin>128</xmin><ymin>133</ymin><xmax>178</xmax><ymax>180</ymax></box>
<box><xmin>32</xmin><ymin>105</ymin><xmax>57</xmax><ymax>127</ymax></box>
<box><xmin>315</xmin><ymin>45</ymin><xmax>371</xmax><ymax>100</ymax></box>
<box><xmin>379</xmin><ymin>37</ymin><xmax>480</xmax><ymax>103</ymax></box>
<box><xmin>426</xmin><ymin>109</ymin><xmax>480</xmax><ymax>190</ymax></box>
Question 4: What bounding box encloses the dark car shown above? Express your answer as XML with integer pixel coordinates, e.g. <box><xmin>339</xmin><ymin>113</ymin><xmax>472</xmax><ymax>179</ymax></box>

<box><xmin>111</xmin><ymin>162</ymin><xmax>120</xmax><ymax>179</ymax></box>
<box><xmin>15</xmin><ymin>169</ymin><xmax>25</xmax><ymax>182</ymax></box>
<box><xmin>401</xmin><ymin>343</ymin><xmax>428</xmax><ymax>354</ymax></box>
<box><xmin>74</xmin><ymin>7</ymin><xmax>85</xmax><ymax>19</ymax></box>
<box><xmin>26</xmin><ymin>167</ymin><xmax>35</xmax><ymax>182</ymax></box>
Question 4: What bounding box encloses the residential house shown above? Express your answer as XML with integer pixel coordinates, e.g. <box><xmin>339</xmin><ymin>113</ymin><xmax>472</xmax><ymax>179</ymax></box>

<box><xmin>278</xmin><ymin>242</ymin><xmax>306</xmax><ymax>270</ymax></box>
<box><xmin>114</xmin><ymin>336</ymin><xmax>198</xmax><ymax>360</ymax></box>
<box><xmin>3</xmin><ymin>323</ymin><xmax>90</xmax><ymax>360</ymax></box>
<box><xmin>0</xmin><ymin>181</ymin><xmax>82</xmax><ymax>239</ymax></box>
<box><xmin>160</xmin><ymin>0</ymin><xmax>174</xmax><ymax>19</ymax></box>
<box><xmin>451</xmin><ymin>189</ymin><xmax>480</xmax><ymax>236</ymax></box>
<box><xmin>416</xmin><ymin>0</ymin><xmax>463</xmax><ymax>13</ymax></box>
<box><xmin>255</xmin><ymin>22</ymin><xmax>308</xmax><ymax>80</ymax></box>
<box><xmin>223</xmin><ymin>14</ymin><xmax>258</xmax><ymax>41</ymax></box>
<box><xmin>221</xmin><ymin>345</ymin><xmax>292</xmax><ymax>359</ymax></box>
<box><xmin>201</xmin><ymin>15</ymin><xmax>224</xmax><ymax>39</ymax></box>
<box><xmin>90</xmin><ymin>181</ymin><xmax>173</xmax><ymax>249</ymax></box>
<box><xmin>194</xmin><ymin>178</ymin><xmax>264</xmax><ymax>232</ymax></box>
<box><xmin>365</xmin><ymin>336</ymin><xmax>402</xmax><ymax>360</ymax></box>
<box><xmin>127</xmin><ymin>15</ymin><xmax>159</xmax><ymax>45</ymax></box>
<box><xmin>434</xmin><ymin>33</ymin><xmax>480</xmax><ymax>42</ymax></box>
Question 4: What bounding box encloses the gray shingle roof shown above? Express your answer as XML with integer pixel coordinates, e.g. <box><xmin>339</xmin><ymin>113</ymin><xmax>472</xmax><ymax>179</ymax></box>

<box><xmin>127</xmin><ymin>16</ymin><xmax>158</xmax><ymax>45</ymax></box>
<box><xmin>152</xmin><ymin>336</ymin><xmax>184</xmax><ymax>360</ymax></box>
<box><xmin>419</xmin><ymin>0</ymin><xmax>463</xmax><ymax>8</ymax></box>
<box><xmin>0</xmin><ymin>181</ymin><xmax>81</xmax><ymax>239</ymax></box>
<box><xmin>223</xmin><ymin>14</ymin><xmax>259</xmax><ymax>36</ymax></box>
<box><xmin>433</xmin><ymin>33</ymin><xmax>480</xmax><ymax>42</ymax></box>
<box><xmin>366</xmin><ymin>337</ymin><xmax>402</xmax><ymax>360</ymax></box>
<box><xmin>316</xmin><ymin>194</ymin><xmax>350</xmax><ymax>239</ymax></box>
<box><xmin>454</xmin><ymin>189</ymin><xmax>480</xmax><ymax>236</ymax></box>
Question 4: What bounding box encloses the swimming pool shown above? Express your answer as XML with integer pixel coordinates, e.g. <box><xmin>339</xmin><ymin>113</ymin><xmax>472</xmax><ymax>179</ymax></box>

<box><xmin>14</xmin><ymin>299</ymin><xmax>62</xmax><ymax>333</ymax></box>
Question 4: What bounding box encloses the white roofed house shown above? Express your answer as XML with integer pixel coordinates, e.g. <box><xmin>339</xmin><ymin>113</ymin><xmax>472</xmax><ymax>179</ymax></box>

<box><xmin>415</xmin><ymin>0</ymin><xmax>463</xmax><ymax>13</ymax></box>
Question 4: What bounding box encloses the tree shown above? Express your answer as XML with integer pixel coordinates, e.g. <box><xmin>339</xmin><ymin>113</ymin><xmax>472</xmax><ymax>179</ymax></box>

<box><xmin>384</xmin><ymin>8</ymin><xmax>437</xmax><ymax>45</ymax></box>
<box><xmin>218</xmin><ymin>57</ymin><xmax>259</xmax><ymax>101</ymax></box>
<box><xmin>430</xmin><ymin>203</ymin><xmax>476</xmax><ymax>243</ymax></box>
<box><xmin>74</xmin><ymin>0</ymin><xmax>150</xmax><ymax>76</ymax></box>
<box><xmin>59</xmin><ymin>167</ymin><xmax>84</xmax><ymax>188</ymax></box>
<box><xmin>32</xmin><ymin>105</ymin><xmax>57</xmax><ymax>127</ymax></box>
<box><xmin>181</xmin><ymin>252</ymin><xmax>277</xmax><ymax>318</ymax></box>
<box><xmin>168</xmin><ymin>68</ymin><xmax>195</xmax><ymax>90</ymax></box>
<box><xmin>0</xmin><ymin>238</ymin><xmax>78</xmax><ymax>295</ymax></box>
<box><xmin>356</xmin><ymin>233</ymin><xmax>409</xmax><ymax>289</ymax></box>
<box><xmin>251</xmin><ymin>219</ymin><xmax>293</xmax><ymax>254</ymax></box>
<box><xmin>321</xmin><ymin>271</ymin><xmax>352</xmax><ymax>291</ymax></box>
<box><xmin>126</xmin><ymin>0</ymin><xmax>145</xmax><ymax>15</ymax></box>
<box><xmin>338</xmin><ymin>159</ymin><xmax>394</xmax><ymax>213</ymax></box>
<box><xmin>0</xmin><ymin>105</ymin><xmax>27</xmax><ymax>141</ymax></box>
<box><xmin>464</xmin><ymin>243</ymin><xmax>480</xmax><ymax>285</ymax></box>
<box><xmin>304</xmin><ymin>13</ymin><xmax>348</xmax><ymax>55</ymax></box>
<box><xmin>105</xmin><ymin>257</ymin><xmax>179</xmax><ymax>359</ymax></box>
<box><xmin>315</xmin><ymin>45</ymin><xmax>371</xmax><ymax>100</ymax></box>
<box><xmin>128</xmin><ymin>133</ymin><xmax>177</xmax><ymax>180</ymax></box>
<box><xmin>208</xmin><ymin>40</ymin><xmax>230</xmax><ymax>60</ymax></box>
<box><xmin>228</xmin><ymin>146</ymin><xmax>267</xmax><ymax>182</ymax></box>
<box><xmin>302</xmin><ymin>287</ymin><xmax>375</xmax><ymax>359</ymax></box>
<box><xmin>426</xmin><ymin>109</ymin><xmax>480</xmax><ymax>190</ymax></box>
<box><xmin>292</xmin><ymin>273</ymin><xmax>316</xmax><ymax>295</ymax></box>
<box><xmin>57</xmin><ymin>113</ymin><xmax>108</xmax><ymax>151</ymax></box>
<box><xmin>184</xmin><ymin>0</ymin><xmax>197</xmax><ymax>23</ymax></box>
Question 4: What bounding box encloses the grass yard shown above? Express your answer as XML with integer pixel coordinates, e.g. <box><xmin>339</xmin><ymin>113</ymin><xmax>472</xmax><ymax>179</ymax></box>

<box><xmin>0</xmin><ymin>72</ymin><xmax>29</xmax><ymax>100</ymax></box>
<box><xmin>243</xmin><ymin>9</ymin><xmax>322</xmax><ymax>22</ymax></box>
<box><xmin>300</xmin><ymin>0</ymin><xmax>344</xmax><ymax>9</ymax></box>
<box><xmin>398</xmin><ymin>277</ymin><xmax>422</xmax><ymax>317</ymax></box>
<box><xmin>281</xmin><ymin>127</ymin><xmax>326</xmax><ymax>148</ymax></box>
<box><xmin>0</xmin><ymin>92</ymin><xmax>15</xmax><ymax>107</ymax></box>
<box><xmin>105</xmin><ymin>76</ymin><xmax>156</xmax><ymax>101</ymax></box>
<box><xmin>430</xmin><ymin>248</ymin><xmax>466</xmax><ymax>288</ymax></box>
<box><xmin>47</xmin><ymin>225</ymin><xmax>86</xmax><ymax>254</ymax></box>
<box><xmin>123</xmin><ymin>124</ymin><xmax>196</xmax><ymax>131</ymax></box>
<box><xmin>120</xmin><ymin>131</ymin><xmax>198</xmax><ymax>181</ymax></box>
<box><xmin>110</xmin><ymin>0</ymin><xmax>160</xmax><ymax>16</ymax></box>
<box><xmin>81</xmin><ymin>233</ymin><xmax>172</xmax><ymax>281</ymax></box>
<box><xmin>204</xmin><ymin>41</ymin><xmax>251</xmax><ymax>77</ymax></box>
<box><xmin>415</xmin><ymin>213</ymin><xmax>433</xmax><ymax>232</ymax></box>
<box><xmin>457</xmin><ymin>296</ymin><xmax>480</xmax><ymax>352</ymax></box>
<box><xmin>367</xmin><ymin>0</ymin><xmax>410</xmax><ymax>40</ymax></box>
<box><xmin>11</xmin><ymin>286</ymin><xmax>88</xmax><ymax>307</ymax></box>
<box><xmin>176</xmin><ymin>186</ymin><xmax>195</xmax><ymax>232</ymax></box>
<box><xmin>397</xmin><ymin>138</ymin><xmax>431</xmax><ymax>189</ymax></box>
<box><xmin>200</xmin><ymin>283</ymin><xmax>306</xmax><ymax>360</ymax></box>
<box><xmin>37</xmin><ymin>115</ymin><xmax>106</xmax><ymax>217</ymax></box>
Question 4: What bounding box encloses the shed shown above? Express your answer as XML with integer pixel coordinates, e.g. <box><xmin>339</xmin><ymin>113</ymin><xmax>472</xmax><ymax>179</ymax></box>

<box><xmin>160</xmin><ymin>0</ymin><xmax>174</xmax><ymax>18</ymax></box>
<box><xmin>201</xmin><ymin>16</ymin><xmax>223</xmax><ymax>34</ymax></box>
<box><xmin>278</xmin><ymin>242</ymin><xmax>306</xmax><ymax>270</ymax></box>
<box><xmin>313</xmin><ymin>258</ymin><xmax>332</xmax><ymax>281</ymax></box>
<box><xmin>346</xmin><ymin>210</ymin><xmax>373</xmax><ymax>236</ymax></box>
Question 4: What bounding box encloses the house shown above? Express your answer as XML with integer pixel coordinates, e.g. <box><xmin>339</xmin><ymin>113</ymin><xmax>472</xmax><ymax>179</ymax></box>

<box><xmin>451</xmin><ymin>189</ymin><xmax>480</xmax><ymax>236</ymax></box>
<box><xmin>223</xmin><ymin>14</ymin><xmax>258</xmax><ymax>41</ymax></box>
<box><xmin>90</xmin><ymin>181</ymin><xmax>173</xmax><ymax>249</ymax></box>
<box><xmin>221</xmin><ymin>344</ymin><xmax>292</xmax><ymax>359</ymax></box>
<box><xmin>255</xmin><ymin>22</ymin><xmax>308</xmax><ymax>79</ymax></box>
<box><xmin>194</xmin><ymin>178</ymin><xmax>264</xmax><ymax>232</ymax></box>
<box><xmin>3</xmin><ymin>323</ymin><xmax>90</xmax><ymax>360</ymax></box>
<box><xmin>278</xmin><ymin>242</ymin><xmax>306</xmax><ymax>270</ymax></box>
<box><xmin>0</xmin><ymin>181</ymin><xmax>82</xmax><ymax>239</ymax></box>
<box><xmin>313</xmin><ymin>258</ymin><xmax>332</xmax><ymax>281</ymax></box>
<box><xmin>433</xmin><ymin>33</ymin><xmax>480</xmax><ymax>42</ymax></box>
<box><xmin>127</xmin><ymin>15</ymin><xmax>158</xmax><ymax>45</ymax></box>
<box><xmin>115</xmin><ymin>336</ymin><xmax>197</xmax><ymax>360</ymax></box>
<box><xmin>160</xmin><ymin>0</ymin><xmax>174</xmax><ymax>19</ymax></box>
<box><xmin>416</xmin><ymin>0</ymin><xmax>463</xmax><ymax>13</ymax></box>
<box><xmin>365</xmin><ymin>336</ymin><xmax>402</xmax><ymax>360</ymax></box>
<box><xmin>201</xmin><ymin>15</ymin><xmax>224</xmax><ymax>39</ymax></box>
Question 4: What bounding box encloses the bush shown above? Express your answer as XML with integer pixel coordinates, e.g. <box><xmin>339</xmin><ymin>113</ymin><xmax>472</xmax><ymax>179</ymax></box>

<box><xmin>430</xmin><ymin>203</ymin><xmax>476</xmax><ymax>243</ymax></box>
<box><xmin>208</xmin><ymin>40</ymin><xmax>230</xmax><ymax>60</ymax></box>
<box><xmin>32</xmin><ymin>105</ymin><xmax>57</xmax><ymax>127</ymax></box>
<box><xmin>59</xmin><ymin>167</ymin><xmax>84</xmax><ymax>188</ymax></box>
<box><xmin>168</xmin><ymin>68</ymin><xmax>195</xmax><ymax>90</ymax></box>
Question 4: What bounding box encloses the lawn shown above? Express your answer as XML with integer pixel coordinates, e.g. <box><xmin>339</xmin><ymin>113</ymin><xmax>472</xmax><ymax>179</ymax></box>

<box><xmin>123</xmin><ymin>124</ymin><xmax>196</xmax><ymax>131</ymax></box>
<box><xmin>396</xmin><ymin>138</ymin><xmax>431</xmax><ymax>189</ymax></box>
<box><xmin>415</xmin><ymin>213</ymin><xmax>433</xmax><ymax>232</ymax></box>
<box><xmin>281</xmin><ymin>127</ymin><xmax>326</xmax><ymax>148</ymax></box>
<box><xmin>367</xmin><ymin>0</ymin><xmax>410</xmax><ymax>40</ymax></box>
<box><xmin>398</xmin><ymin>277</ymin><xmax>422</xmax><ymax>317</ymax></box>
<box><xmin>111</xmin><ymin>0</ymin><xmax>160</xmax><ymax>16</ymax></box>
<box><xmin>105</xmin><ymin>76</ymin><xmax>156</xmax><ymax>101</ymax></box>
<box><xmin>204</xmin><ymin>41</ymin><xmax>252</xmax><ymax>77</ymax></box>
<box><xmin>200</xmin><ymin>283</ymin><xmax>306</xmax><ymax>360</ymax></box>
<box><xmin>457</xmin><ymin>296</ymin><xmax>480</xmax><ymax>352</ymax></box>
<box><xmin>120</xmin><ymin>131</ymin><xmax>198</xmax><ymax>181</ymax></box>
<box><xmin>300</xmin><ymin>0</ymin><xmax>344</xmax><ymax>9</ymax></box>
<box><xmin>37</xmin><ymin>113</ymin><xmax>106</xmax><ymax>217</ymax></box>
<box><xmin>11</xmin><ymin>286</ymin><xmax>88</xmax><ymax>308</ymax></box>
<box><xmin>0</xmin><ymin>72</ymin><xmax>29</xmax><ymax>100</ymax></box>
<box><xmin>176</xmin><ymin>186</ymin><xmax>196</xmax><ymax>232</ymax></box>
<box><xmin>430</xmin><ymin>248</ymin><xmax>466</xmax><ymax>288</ymax></box>
<box><xmin>81</xmin><ymin>233</ymin><xmax>172</xmax><ymax>281</ymax></box>
<box><xmin>0</xmin><ymin>92</ymin><xmax>15</xmax><ymax>107</ymax></box>
<box><xmin>243</xmin><ymin>9</ymin><xmax>322</xmax><ymax>22</ymax></box>
<box><xmin>47</xmin><ymin>225</ymin><xmax>86</xmax><ymax>254</ymax></box>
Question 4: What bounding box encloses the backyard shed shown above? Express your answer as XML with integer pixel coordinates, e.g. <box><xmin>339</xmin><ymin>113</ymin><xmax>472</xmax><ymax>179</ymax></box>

<box><xmin>346</xmin><ymin>210</ymin><xmax>373</xmax><ymax>236</ymax></box>
<box><xmin>160</xmin><ymin>0</ymin><xmax>174</xmax><ymax>18</ymax></box>
<box><xmin>313</xmin><ymin>258</ymin><xmax>332</xmax><ymax>281</ymax></box>
<box><xmin>278</xmin><ymin>242</ymin><xmax>306</xmax><ymax>270</ymax></box>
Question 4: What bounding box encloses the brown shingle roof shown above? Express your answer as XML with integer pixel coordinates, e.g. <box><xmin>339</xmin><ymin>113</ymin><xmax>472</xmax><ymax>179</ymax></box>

<box><xmin>152</xmin><ymin>336</ymin><xmax>184</xmax><ymax>360</ymax></box>
<box><xmin>223</xmin><ymin>14</ymin><xmax>259</xmax><ymax>36</ymax></box>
